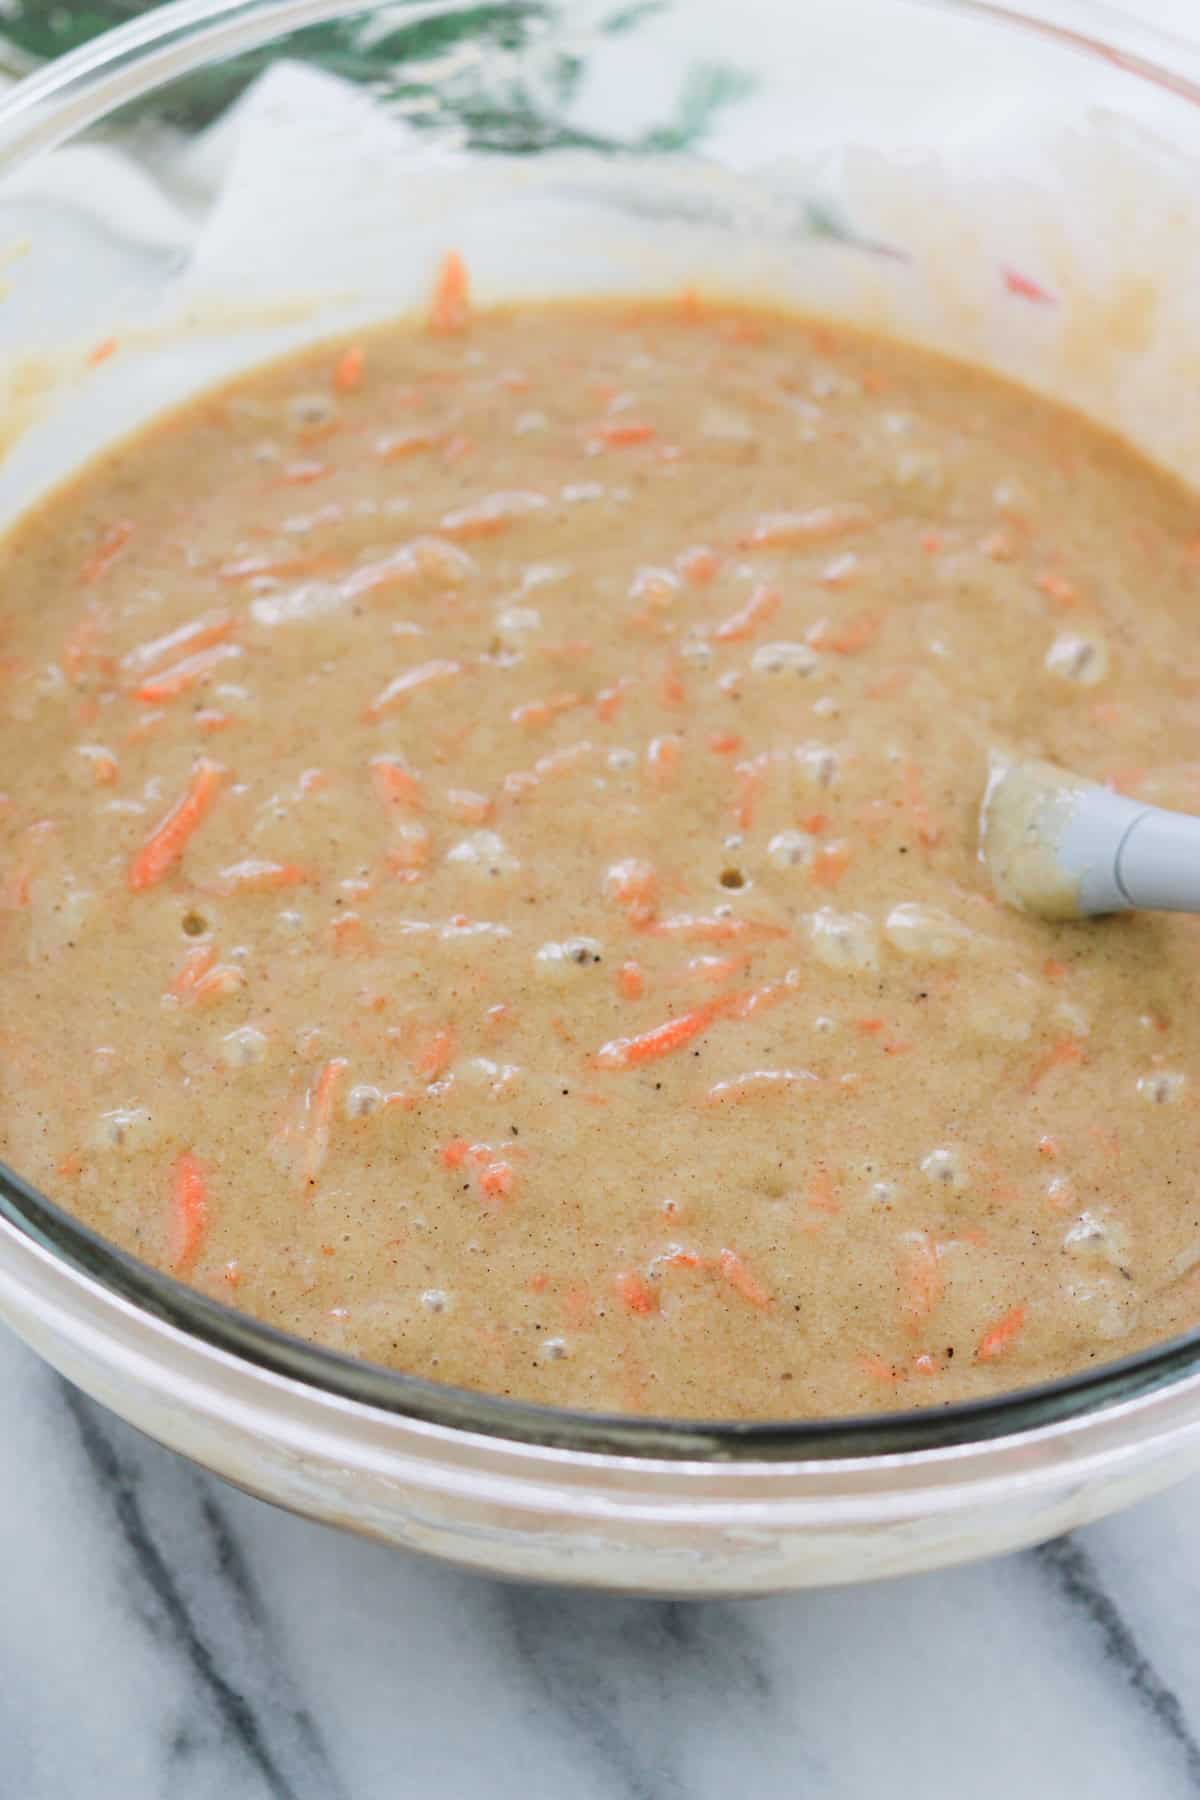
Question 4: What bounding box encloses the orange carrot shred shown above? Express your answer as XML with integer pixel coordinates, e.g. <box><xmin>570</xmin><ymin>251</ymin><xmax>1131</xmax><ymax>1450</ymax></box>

<box><xmin>714</xmin><ymin>582</ymin><xmax>780</xmax><ymax>643</ymax></box>
<box><xmin>169</xmin><ymin>943</ymin><xmax>217</xmax><ymax>999</ymax></box>
<box><xmin>899</xmin><ymin>1231</ymin><xmax>941</xmax><ymax>1328</ymax></box>
<box><xmin>592</xmin><ymin>419</ymin><xmax>655</xmax><ymax>448</ymax></box>
<box><xmin>370</xmin><ymin>754</ymin><xmax>423</xmax><ymax>814</ymax></box>
<box><xmin>617</xmin><ymin>960</ymin><xmax>645</xmax><ymax>1001</ymax></box>
<box><xmin>86</xmin><ymin>336</ymin><xmax>119</xmax><ymax>367</ymax></box>
<box><xmin>512</xmin><ymin>692</ymin><xmax>581</xmax><ymax>731</ymax></box>
<box><xmin>810</xmin><ymin>842</ymin><xmax>852</xmax><ymax>888</ymax></box>
<box><xmin>170</xmin><ymin>1151</ymin><xmax>208</xmax><ymax>1273</ymax></box>
<box><xmin>1027</xmin><ymin>1036</ymin><xmax>1086</xmax><ymax>1092</ymax></box>
<box><xmin>737</xmin><ymin>503</ymin><xmax>870</xmax><ymax>550</ymax></box>
<box><xmin>975</xmin><ymin>1302</ymin><xmax>1027</xmax><ymax>1361</ymax></box>
<box><xmin>717</xmin><ymin>1247</ymin><xmax>771</xmax><ymax>1309</ymax></box>
<box><xmin>127</xmin><ymin>758</ymin><xmax>224</xmax><ymax>892</ymax></box>
<box><xmin>904</xmin><ymin>761</ymin><xmax>941</xmax><ymax>847</ymax></box>
<box><xmin>477</xmin><ymin>1161</ymin><xmax>514</xmax><ymax>1206</ymax></box>
<box><xmin>592</xmin><ymin>993</ymin><xmax>745</xmax><ymax>1071</ymax></box>
<box><xmin>122</xmin><ymin>610</ymin><xmax>235</xmax><ymax>677</ymax></box>
<box><xmin>430</xmin><ymin>250</ymin><xmax>470</xmax><ymax>335</ymax></box>
<box><xmin>807</xmin><ymin>1163</ymin><xmax>838</xmax><ymax>1214</ymax></box>
<box><xmin>616</xmin><ymin>1270</ymin><xmax>658</xmax><ymax>1315</ymax></box>
<box><xmin>209</xmin><ymin>859</ymin><xmax>312</xmax><ymax>896</ymax></box>
<box><xmin>415</xmin><ymin>1028</ymin><xmax>455</xmax><ymax>1082</ymax></box>
<box><xmin>365</xmin><ymin>659</ymin><xmax>463</xmax><ymax>722</ymax></box>
<box><xmin>809</xmin><ymin>611</ymin><xmax>880</xmax><ymax>656</ymax></box>
<box><xmin>676</xmin><ymin>545</ymin><xmax>721</xmax><ymax>586</ymax></box>
<box><xmin>333</xmin><ymin>343</ymin><xmax>364</xmax><ymax>392</ymax></box>
<box><xmin>1035</xmin><ymin>570</ymin><xmax>1079</xmax><ymax>609</ymax></box>
<box><xmin>80</xmin><ymin>520</ymin><xmax>134</xmax><ymax>586</ymax></box>
<box><xmin>134</xmin><ymin>642</ymin><xmax>241</xmax><ymax>703</ymax></box>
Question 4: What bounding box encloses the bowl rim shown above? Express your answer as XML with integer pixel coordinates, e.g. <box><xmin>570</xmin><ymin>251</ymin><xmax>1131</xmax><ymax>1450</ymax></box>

<box><xmin>1</xmin><ymin>0</ymin><xmax>1199</xmax><ymax>1463</ymax></box>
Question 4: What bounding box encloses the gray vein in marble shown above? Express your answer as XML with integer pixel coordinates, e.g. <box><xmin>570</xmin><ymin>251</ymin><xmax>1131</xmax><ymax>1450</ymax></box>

<box><xmin>59</xmin><ymin>1380</ymin><xmax>348</xmax><ymax>1800</ymax></box>
<box><xmin>1035</xmin><ymin>1535</ymin><xmax>1200</xmax><ymax>1791</ymax></box>
<box><xmin>498</xmin><ymin>1586</ymin><xmax>813</xmax><ymax>1800</ymax></box>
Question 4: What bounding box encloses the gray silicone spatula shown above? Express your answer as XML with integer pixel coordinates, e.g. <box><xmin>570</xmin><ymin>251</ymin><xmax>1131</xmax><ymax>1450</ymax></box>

<box><xmin>979</xmin><ymin>756</ymin><xmax>1200</xmax><ymax>920</ymax></box>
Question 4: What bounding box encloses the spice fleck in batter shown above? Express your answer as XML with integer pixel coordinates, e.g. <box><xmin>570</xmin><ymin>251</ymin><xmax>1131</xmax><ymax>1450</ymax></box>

<box><xmin>3</xmin><ymin>263</ymin><xmax>1200</xmax><ymax>1418</ymax></box>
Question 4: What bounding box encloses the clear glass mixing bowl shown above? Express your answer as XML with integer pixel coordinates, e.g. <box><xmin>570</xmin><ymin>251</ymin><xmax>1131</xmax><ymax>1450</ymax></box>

<box><xmin>0</xmin><ymin>0</ymin><xmax>1198</xmax><ymax>1592</ymax></box>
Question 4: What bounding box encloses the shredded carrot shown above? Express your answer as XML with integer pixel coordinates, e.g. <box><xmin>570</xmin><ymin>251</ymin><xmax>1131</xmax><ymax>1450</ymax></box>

<box><xmin>134</xmin><ymin>642</ymin><xmax>241</xmax><ymax>703</ymax></box>
<box><xmin>415</xmin><ymin>1028</ymin><xmax>455</xmax><ymax>1082</ymax></box>
<box><xmin>737</xmin><ymin>503</ymin><xmax>870</xmax><ymax>549</ymax></box>
<box><xmin>511</xmin><ymin>691</ymin><xmax>581</xmax><ymax>730</ymax></box>
<box><xmin>1035</xmin><ymin>570</ymin><xmax>1079</xmax><ymax>609</ymax></box>
<box><xmin>647</xmin><ymin>913</ymin><xmax>787</xmax><ymax>944</ymax></box>
<box><xmin>127</xmin><ymin>758</ymin><xmax>224</xmax><ymax>892</ymax></box>
<box><xmin>429</xmin><ymin>250</ymin><xmax>470</xmax><ymax>334</ymax></box>
<box><xmin>219</xmin><ymin>550</ymin><xmax>340</xmax><ymax>586</ymax></box>
<box><xmin>168</xmin><ymin>943</ymin><xmax>216</xmax><ymax>999</ymax></box>
<box><xmin>210</xmin><ymin>859</ymin><xmax>312</xmax><ymax>896</ymax></box>
<box><xmin>333</xmin><ymin>343</ymin><xmax>364</xmax><ymax>392</ymax></box>
<box><xmin>904</xmin><ymin>761</ymin><xmax>941</xmax><ymax>847</ymax></box>
<box><xmin>86</xmin><ymin>336</ymin><xmax>119</xmax><ymax>367</ymax></box>
<box><xmin>732</xmin><ymin>753</ymin><xmax>769</xmax><ymax>830</ymax></box>
<box><xmin>80</xmin><ymin>520</ymin><xmax>134</xmax><ymax>586</ymax></box>
<box><xmin>646</xmin><ymin>734</ymin><xmax>681</xmax><ymax>785</ymax></box>
<box><xmin>439</xmin><ymin>490</ymin><xmax>547</xmax><ymax>540</ymax></box>
<box><xmin>591</xmin><ymin>419</ymin><xmax>655</xmax><ymax>448</ymax></box>
<box><xmin>122</xmin><ymin>610</ymin><xmax>235</xmax><ymax>677</ymax></box>
<box><xmin>807</xmin><ymin>1163</ymin><xmax>838</xmax><ymax>1214</ymax></box>
<box><xmin>278</xmin><ymin>459</ymin><xmax>330</xmax><ymax>487</ymax></box>
<box><xmin>865</xmin><ymin>667</ymin><xmax>912</xmax><ymax>702</ymax></box>
<box><xmin>1042</xmin><ymin>958</ymin><xmax>1067</xmax><ymax>982</ymax></box>
<box><xmin>900</xmin><ymin>1231</ymin><xmax>941</xmax><ymax>1328</ymax></box>
<box><xmin>1002</xmin><ymin>266</ymin><xmax>1055</xmax><ymax>305</ymax></box>
<box><xmin>713</xmin><ymin>582</ymin><xmax>780</xmax><ymax>643</ymax></box>
<box><xmin>919</xmin><ymin>530</ymin><xmax>945</xmax><ymax>555</ymax></box>
<box><xmin>594</xmin><ymin>679</ymin><xmax>633</xmax><ymax>722</ymax></box>
<box><xmin>975</xmin><ymin>1302</ymin><xmax>1027</xmax><ymax>1361</ymax></box>
<box><xmin>376</xmin><ymin>428</ymin><xmax>441</xmax><ymax>462</ymax></box>
<box><xmin>476</xmin><ymin>1160</ymin><xmax>514</xmax><ymax>1207</ymax></box>
<box><xmin>810</xmin><ymin>842</ymin><xmax>852</xmax><ymax>888</ymax></box>
<box><xmin>859</xmin><ymin>1354</ymin><xmax>901</xmax><ymax>1386</ymax></box>
<box><xmin>676</xmin><ymin>544</ymin><xmax>721</xmax><ymax>585</ymax></box>
<box><xmin>705</xmin><ymin>1069</ymin><xmax>813</xmax><ymax>1106</ymax></box>
<box><xmin>297</xmin><ymin>1059</ymin><xmax>347</xmax><ymax>1191</ymax></box>
<box><xmin>617</xmin><ymin>960</ymin><xmax>645</xmax><ymax>1001</ymax></box>
<box><xmin>808</xmin><ymin>611</ymin><xmax>880</xmax><ymax>656</ymax></box>
<box><xmin>616</xmin><ymin>1270</ymin><xmax>658</xmax><ymax>1314</ymax></box>
<box><xmin>365</xmin><ymin>659</ymin><xmax>464</xmax><ymax>722</ymax></box>
<box><xmin>717</xmin><ymin>1247</ymin><xmax>771</xmax><ymax>1309</ymax></box>
<box><xmin>603</xmin><ymin>857</ymin><xmax>658</xmax><ymax>925</ymax></box>
<box><xmin>708</xmin><ymin>732</ymin><xmax>743</xmax><ymax>755</ymax></box>
<box><xmin>169</xmin><ymin>1151</ymin><xmax>208</xmax><ymax>1273</ymax></box>
<box><xmin>1027</xmin><ymin>1036</ymin><xmax>1086</xmax><ymax>1092</ymax></box>
<box><xmin>370</xmin><ymin>754</ymin><xmax>423</xmax><ymax>814</ymax></box>
<box><xmin>591</xmin><ymin>995</ymin><xmax>738</xmax><ymax>1070</ymax></box>
<box><xmin>657</xmin><ymin>662</ymin><xmax>685</xmax><ymax>708</ymax></box>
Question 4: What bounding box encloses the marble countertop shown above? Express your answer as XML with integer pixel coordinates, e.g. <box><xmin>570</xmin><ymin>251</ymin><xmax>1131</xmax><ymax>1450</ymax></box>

<box><xmin>6</xmin><ymin>1328</ymin><xmax>1200</xmax><ymax>1799</ymax></box>
<box><xmin>5</xmin><ymin>3</ymin><xmax>1200</xmax><ymax>1796</ymax></box>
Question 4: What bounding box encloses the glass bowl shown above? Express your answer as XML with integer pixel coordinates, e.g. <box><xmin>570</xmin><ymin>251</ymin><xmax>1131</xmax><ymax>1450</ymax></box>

<box><xmin>0</xmin><ymin>0</ymin><xmax>1199</xmax><ymax>1593</ymax></box>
